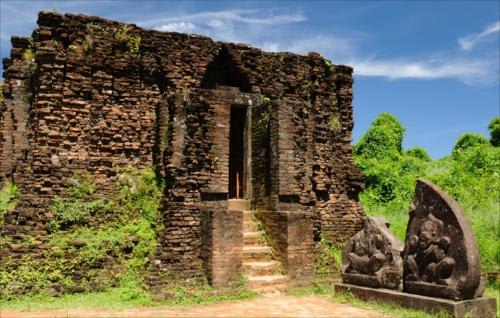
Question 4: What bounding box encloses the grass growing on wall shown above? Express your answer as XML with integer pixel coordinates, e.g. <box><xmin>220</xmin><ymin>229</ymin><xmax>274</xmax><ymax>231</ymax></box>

<box><xmin>0</xmin><ymin>181</ymin><xmax>20</xmax><ymax>225</ymax></box>
<box><xmin>0</xmin><ymin>168</ymin><xmax>257</xmax><ymax>308</ymax></box>
<box><xmin>0</xmin><ymin>168</ymin><xmax>162</xmax><ymax>301</ymax></box>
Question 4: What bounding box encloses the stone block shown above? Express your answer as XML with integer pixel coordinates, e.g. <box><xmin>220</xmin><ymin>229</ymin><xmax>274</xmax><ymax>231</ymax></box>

<box><xmin>334</xmin><ymin>283</ymin><xmax>497</xmax><ymax>318</ymax></box>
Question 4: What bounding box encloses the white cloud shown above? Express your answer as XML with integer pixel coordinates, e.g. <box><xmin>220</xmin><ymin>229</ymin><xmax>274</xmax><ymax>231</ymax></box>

<box><xmin>148</xmin><ymin>7</ymin><xmax>498</xmax><ymax>86</ymax></box>
<box><xmin>140</xmin><ymin>9</ymin><xmax>306</xmax><ymax>27</ymax></box>
<box><xmin>156</xmin><ymin>22</ymin><xmax>198</xmax><ymax>33</ymax></box>
<box><xmin>348</xmin><ymin>57</ymin><xmax>498</xmax><ymax>85</ymax></box>
<box><xmin>281</xmin><ymin>35</ymin><xmax>356</xmax><ymax>56</ymax></box>
<box><xmin>207</xmin><ymin>19</ymin><xmax>224</xmax><ymax>28</ymax></box>
<box><xmin>458</xmin><ymin>21</ymin><xmax>500</xmax><ymax>51</ymax></box>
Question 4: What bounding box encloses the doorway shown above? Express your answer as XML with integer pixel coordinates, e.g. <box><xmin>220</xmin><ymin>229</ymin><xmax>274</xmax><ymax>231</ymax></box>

<box><xmin>229</xmin><ymin>106</ymin><xmax>247</xmax><ymax>198</ymax></box>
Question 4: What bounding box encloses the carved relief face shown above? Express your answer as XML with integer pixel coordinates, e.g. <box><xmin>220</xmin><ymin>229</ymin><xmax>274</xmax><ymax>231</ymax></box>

<box><xmin>418</xmin><ymin>220</ymin><xmax>439</xmax><ymax>249</ymax></box>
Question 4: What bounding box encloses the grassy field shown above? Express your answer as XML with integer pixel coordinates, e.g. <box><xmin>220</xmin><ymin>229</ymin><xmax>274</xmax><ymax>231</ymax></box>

<box><xmin>2</xmin><ymin>282</ymin><xmax>497</xmax><ymax>318</ymax></box>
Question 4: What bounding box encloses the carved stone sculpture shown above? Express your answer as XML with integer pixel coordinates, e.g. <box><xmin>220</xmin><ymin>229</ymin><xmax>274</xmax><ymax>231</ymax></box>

<box><xmin>403</xmin><ymin>179</ymin><xmax>484</xmax><ymax>300</ymax></box>
<box><xmin>341</xmin><ymin>216</ymin><xmax>404</xmax><ymax>289</ymax></box>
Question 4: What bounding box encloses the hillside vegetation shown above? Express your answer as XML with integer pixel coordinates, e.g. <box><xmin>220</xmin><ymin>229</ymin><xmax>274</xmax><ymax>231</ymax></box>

<box><xmin>354</xmin><ymin>113</ymin><xmax>500</xmax><ymax>272</ymax></box>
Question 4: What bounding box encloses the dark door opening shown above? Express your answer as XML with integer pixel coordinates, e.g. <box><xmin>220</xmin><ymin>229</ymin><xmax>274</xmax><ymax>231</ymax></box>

<box><xmin>229</xmin><ymin>106</ymin><xmax>246</xmax><ymax>198</ymax></box>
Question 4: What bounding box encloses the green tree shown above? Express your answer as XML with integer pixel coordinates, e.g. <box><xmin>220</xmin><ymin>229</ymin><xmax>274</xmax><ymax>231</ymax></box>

<box><xmin>452</xmin><ymin>133</ymin><xmax>489</xmax><ymax>157</ymax></box>
<box><xmin>354</xmin><ymin>113</ymin><xmax>420</xmax><ymax>207</ymax></box>
<box><xmin>406</xmin><ymin>147</ymin><xmax>431</xmax><ymax>161</ymax></box>
<box><xmin>488</xmin><ymin>117</ymin><xmax>500</xmax><ymax>147</ymax></box>
<box><xmin>354</xmin><ymin>112</ymin><xmax>405</xmax><ymax>160</ymax></box>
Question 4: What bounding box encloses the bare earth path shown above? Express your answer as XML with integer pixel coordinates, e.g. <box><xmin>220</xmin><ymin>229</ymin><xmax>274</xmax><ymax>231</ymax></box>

<box><xmin>1</xmin><ymin>295</ymin><xmax>388</xmax><ymax>318</ymax></box>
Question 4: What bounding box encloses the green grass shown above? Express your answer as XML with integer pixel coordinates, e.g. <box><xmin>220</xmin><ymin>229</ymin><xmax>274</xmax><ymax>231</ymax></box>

<box><xmin>0</xmin><ymin>288</ymin><xmax>152</xmax><ymax>311</ymax></box>
<box><xmin>484</xmin><ymin>282</ymin><xmax>500</xmax><ymax>317</ymax></box>
<box><xmin>2</xmin><ymin>281</ymin><xmax>497</xmax><ymax>316</ymax></box>
<box><xmin>0</xmin><ymin>283</ymin><xmax>257</xmax><ymax>312</ymax></box>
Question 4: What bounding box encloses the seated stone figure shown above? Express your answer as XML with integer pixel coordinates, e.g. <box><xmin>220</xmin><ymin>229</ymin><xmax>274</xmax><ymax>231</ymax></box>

<box><xmin>405</xmin><ymin>216</ymin><xmax>455</xmax><ymax>286</ymax></box>
<box><xmin>402</xmin><ymin>179</ymin><xmax>484</xmax><ymax>300</ymax></box>
<box><xmin>341</xmin><ymin>217</ymin><xmax>403</xmax><ymax>289</ymax></box>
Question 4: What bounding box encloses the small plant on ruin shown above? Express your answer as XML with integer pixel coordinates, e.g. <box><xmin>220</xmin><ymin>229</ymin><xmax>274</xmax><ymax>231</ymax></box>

<box><xmin>0</xmin><ymin>181</ymin><xmax>20</xmax><ymax>225</ymax></box>
<box><xmin>68</xmin><ymin>44</ymin><xmax>78</xmax><ymax>52</ymax></box>
<box><xmin>324</xmin><ymin>59</ymin><xmax>334</xmax><ymax>71</ymax></box>
<box><xmin>82</xmin><ymin>22</ymin><xmax>101</xmax><ymax>58</ymax></box>
<box><xmin>255</xmin><ymin>110</ymin><xmax>270</xmax><ymax>134</ymax></box>
<box><xmin>22</xmin><ymin>37</ymin><xmax>35</xmax><ymax>63</ymax></box>
<box><xmin>22</xmin><ymin>48</ymin><xmax>34</xmax><ymax>62</ymax></box>
<box><xmin>251</xmin><ymin>214</ymin><xmax>270</xmax><ymax>247</ymax></box>
<box><xmin>328</xmin><ymin>115</ymin><xmax>341</xmax><ymax>135</ymax></box>
<box><xmin>114</xmin><ymin>25</ymin><xmax>141</xmax><ymax>59</ymax></box>
<box><xmin>261</xmin><ymin>95</ymin><xmax>271</xmax><ymax>103</ymax></box>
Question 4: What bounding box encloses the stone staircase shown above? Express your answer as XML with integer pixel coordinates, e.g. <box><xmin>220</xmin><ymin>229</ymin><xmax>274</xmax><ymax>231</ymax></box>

<box><xmin>229</xmin><ymin>199</ymin><xmax>288</xmax><ymax>294</ymax></box>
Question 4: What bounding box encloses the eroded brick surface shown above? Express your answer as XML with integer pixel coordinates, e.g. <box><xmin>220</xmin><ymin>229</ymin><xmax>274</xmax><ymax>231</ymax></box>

<box><xmin>0</xmin><ymin>11</ymin><xmax>365</xmax><ymax>292</ymax></box>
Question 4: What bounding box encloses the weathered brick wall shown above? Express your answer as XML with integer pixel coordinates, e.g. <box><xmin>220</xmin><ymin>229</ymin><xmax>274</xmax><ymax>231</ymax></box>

<box><xmin>201</xmin><ymin>206</ymin><xmax>243</xmax><ymax>287</ymax></box>
<box><xmin>1</xmin><ymin>37</ymin><xmax>33</xmax><ymax>185</ymax></box>
<box><xmin>0</xmin><ymin>11</ymin><xmax>365</xmax><ymax>290</ymax></box>
<box><xmin>255</xmin><ymin>210</ymin><xmax>314</xmax><ymax>285</ymax></box>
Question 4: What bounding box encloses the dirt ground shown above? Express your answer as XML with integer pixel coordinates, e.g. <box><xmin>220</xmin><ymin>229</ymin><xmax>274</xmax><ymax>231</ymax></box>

<box><xmin>1</xmin><ymin>295</ymin><xmax>389</xmax><ymax>318</ymax></box>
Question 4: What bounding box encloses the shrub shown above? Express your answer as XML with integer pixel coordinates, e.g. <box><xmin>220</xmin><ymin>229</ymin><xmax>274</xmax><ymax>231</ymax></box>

<box><xmin>452</xmin><ymin>133</ymin><xmax>489</xmax><ymax>157</ymax></box>
<box><xmin>406</xmin><ymin>147</ymin><xmax>431</xmax><ymax>161</ymax></box>
<box><xmin>488</xmin><ymin>117</ymin><xmax>500</xmax><ymax>147</ymax></box>
<box><xmin>354</xmin><ymin>112</ymin><xmax>405</xmax><ymax>160</ymax></box>
<box><xmin>50</xmin><ymin>174</ymin><xmax>111</xmax><ymax>229</ymax></box>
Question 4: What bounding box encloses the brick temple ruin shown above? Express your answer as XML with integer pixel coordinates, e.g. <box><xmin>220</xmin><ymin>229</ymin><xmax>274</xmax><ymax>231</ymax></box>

<box><xmin>0</xmin><ymin>11</ymin><xmax>365</xmax><ymax>292</ymax></box>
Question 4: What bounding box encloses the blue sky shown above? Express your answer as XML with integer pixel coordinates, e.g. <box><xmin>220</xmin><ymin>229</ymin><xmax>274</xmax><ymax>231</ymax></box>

<box><xmin>1</xmin><ymin>1</ymin><xmax>499</xmax><ymax>159</ymax></box>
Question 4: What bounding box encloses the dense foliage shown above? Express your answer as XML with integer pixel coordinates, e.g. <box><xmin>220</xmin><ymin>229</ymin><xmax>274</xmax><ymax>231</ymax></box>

<box><xmin>452</xmin><ymin>133</ymin><xmax>489</xmax><ymax>157</ymax></box>
<box><xmin>489</xmin><ymin>117</ymin><xmax>500</xmax><ymax>147</ymax></box>
<box><xmin>0</xmin><ymin>169</ymin><xmax>162</xmax><ymax>301</ymax></box>
<box><xmin>355</xmin><ymin>113</ymin><xmax>499</xmax><ymax>272</ymax></box>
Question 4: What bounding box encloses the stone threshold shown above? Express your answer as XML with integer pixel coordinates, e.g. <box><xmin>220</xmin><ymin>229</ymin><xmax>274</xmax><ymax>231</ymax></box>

<box><xmin>333</xmin><ymin>283</ymin><xmax>497</xmax><ymax>318</ymax></box>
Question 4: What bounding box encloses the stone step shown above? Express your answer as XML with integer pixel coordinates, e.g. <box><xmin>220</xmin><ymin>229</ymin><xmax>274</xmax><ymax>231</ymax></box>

<box><xmin>242</xmin><ymin>246</ymin><xmax>273</xmax><ymax>261</ymax></box>
<box><xmin>247</xmin><ymin>274</ymin><xmax>288</xmax><ymax>291</ymax></box>
<box><xmin>252</xmin><ymin>285</ymin><xmax>287</xmax><ymax>294</ymax></box>
<box><xmin>228</xmin><ymin>199</ymin><xmax>250</xmax><ymax>211</ymax></box>
<box><xmin>243</xmin><ymin>221</ymin><xmax>257</xmax><ymax>232</ymax></box>
<box><xmin>243</xmin><ymin>260</ymin><xmax>281</xmax><ymax>276</ymax></box>
<box><xmin>242</xmin><ymin>210</ymin><xmax>254</xmax><ymax>222</ymax></box>
<box><xmin>243</xmin><ymin>231</ymin><xmax>261</xmax><ymax>245</ymax></box>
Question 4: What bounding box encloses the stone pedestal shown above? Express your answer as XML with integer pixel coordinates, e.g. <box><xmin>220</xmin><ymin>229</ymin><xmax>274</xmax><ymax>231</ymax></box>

<box><xmin>334</xmin><ymin>283</ymin><xmax>497</xmax><ymax>318</ymax></box>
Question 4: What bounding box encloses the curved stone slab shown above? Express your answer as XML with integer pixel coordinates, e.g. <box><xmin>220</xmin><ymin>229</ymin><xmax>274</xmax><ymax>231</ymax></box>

<box><xmin>341</xmin><ymin>216</ymin><xmax>404</xmax><ymax>289</ymax></box>
<box><xmin>403</xmin><ymin>179</ymin><xmax>483</xmax><ymax>300</ymax></box>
